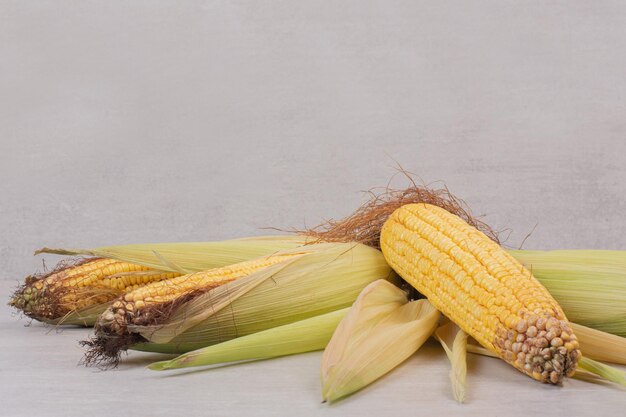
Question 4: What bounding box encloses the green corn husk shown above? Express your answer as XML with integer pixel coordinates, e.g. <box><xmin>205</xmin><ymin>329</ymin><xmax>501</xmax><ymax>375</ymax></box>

<box><xmin>149</xmin><ymin>308</ymin><xmax>349</xmax><ymax>371</ymax></box>
<box><xmin>85</xmin><ymin>242</ymin><xmax>395</xmax><ymax>365</ymax></box>
<box><xmin>510</xmin><ymin>250</ymin><xmax>626</xmax><ymax>337</ymax></box>
<box><xmin>37</xmin><ymin>235</ymin><xmax>308</xmax><ymax>274</ymax></box>
<box><xmin>576</xmin><ymin>357</ymin><xmax>626</xmax><ymax>387</ymax></box>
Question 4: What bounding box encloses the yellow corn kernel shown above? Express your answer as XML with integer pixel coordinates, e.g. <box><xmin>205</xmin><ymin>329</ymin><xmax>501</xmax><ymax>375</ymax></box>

<box><xmin>122</xmin><ymin>253</ymin><xmax>303</xmax><ymax>306</ymax></box>
<box><xmin>103</xmin><ymin>252</ymin><xmax>306</xmax><ymax>336</ymax></box>
<box><xmin>380</xmin><ymin>203</ymin><xmax>581</xmax><ymax>384</ymax></box>
<box><xmin>11</xmin><ymin>258</ymin><xmax>181</xmax><ymax>323</ymax></box>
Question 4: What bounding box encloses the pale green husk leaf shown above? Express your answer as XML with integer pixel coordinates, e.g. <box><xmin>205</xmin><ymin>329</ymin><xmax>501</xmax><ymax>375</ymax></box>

<box><xmin>576</xmin><ymin>357</ymin><xmax>626</xmax><ymax>387</ymax></box>
<box><xmin>36</xmin><ymin>235</ymin><xmax>308</xmax><ymax>274</ymax></box>
<box><xmin>434</xmin><ymin>321</ymin><xmax>468</xmax><ymax>403</ymax></box>
<box><xmin>321</xmin><ymin>280</ymin><xmax>440</xmax><ymax>402</ymax></box>
<box><xmin>510</xmin><ymin>250</ymin><xmax>626</xmax><ymax>337</ymax></box>
<box><xmin>149</xmin><ymin>308</ymin><xmax>348</xmax><ymax>371</ymax></box>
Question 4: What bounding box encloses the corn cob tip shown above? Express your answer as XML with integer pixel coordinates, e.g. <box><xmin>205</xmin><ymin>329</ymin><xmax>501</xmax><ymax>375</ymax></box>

<box><xmin>83</xmin><ymin>253</ymin><xmax>308</xmax><ymax>367</ymax></box>
<box><xmin>11</xmin><ymin>257</ymin><xmax>181</xmax><ymax>326</ymax></box>
<box><xmin>82</xmin><ymin>287</ymin><xmax>210</xmax><ymax>367</ymax></box>
<box><xmin>9</xmin><ymin>258</ymin><xmax>98</xmax><ymax>322</ymax></box>
<box><xmin>496</xmin><ymin>313</ymin><xmax>581</xmax><ymax>384</ymax></box>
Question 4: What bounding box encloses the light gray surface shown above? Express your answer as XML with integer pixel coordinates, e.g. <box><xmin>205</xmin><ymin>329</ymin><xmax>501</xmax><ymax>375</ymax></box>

<box><xmin>1</xmin><ymin>1</ymin><xmax>625</xmax><ymax>416</ymax></box>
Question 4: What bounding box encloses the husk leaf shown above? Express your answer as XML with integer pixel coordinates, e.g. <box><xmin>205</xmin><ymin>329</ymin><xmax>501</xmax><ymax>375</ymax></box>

<box><xmin>434</xmin><ymin>321</ymin><xmax>468</xmax><ymax>403</ymax></box>
<box><xmin>576</xmin><ymin>357</ymin><xmax>626</xmax><ymax>387</ymax></box>
<box><xmin>569</xmin><ymin>322</ymin><xmax>626</xmax><ymax>365</ymax></box>
<box><xmin>321</xmin><ymin>280</ymin><xmax>440</xmax><ymax>402</ymax></box>
<box><xmin>36</xmin><ymin>236</ymin><xmax>308</xmax><ymax>274</ymax></box>
<box><xmin>510</xmin><ymin>250</ymin><xmax>626</xmax><ymax>337</ymax></box>
<box><xmin>149</xmin><ymin>308</ymin><xmax>348</xmax><ymax>371</ymax></box>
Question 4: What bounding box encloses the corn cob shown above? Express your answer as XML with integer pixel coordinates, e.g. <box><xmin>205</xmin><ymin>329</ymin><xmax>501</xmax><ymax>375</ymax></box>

<box><xmin>13</xmin><ymin>236</ymin><xmax>307</xmax><ymax>326</ymax></box>
<box><xmin>84</xmin><ymin>242</ymin><xmax>393</xmax><ymax>366</ymax></box>
<box><xmin>100</xmin><ymin>252</ymin><xmax>305</xmax><ymax>336</ymax></box>
<box><xmin>10</xmin><ymin>258</ymin><xmax>180</xmax><ymax>325</ymax></box>
<box><xmin>380</xmin><ymin>203</ymin><xmax>581</xmax><ymax>384</ymax></box>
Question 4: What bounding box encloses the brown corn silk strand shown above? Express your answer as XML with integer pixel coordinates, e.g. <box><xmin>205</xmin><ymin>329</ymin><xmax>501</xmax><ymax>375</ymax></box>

<box><xmin>301</xmin><ymin>182</ymin><xmax>499</xmax><ymax>250</ymax></box>
<box><xmin>10</xmin><ymin>257</ymin><xmax>105</xmax><ymax>321</ymax></box>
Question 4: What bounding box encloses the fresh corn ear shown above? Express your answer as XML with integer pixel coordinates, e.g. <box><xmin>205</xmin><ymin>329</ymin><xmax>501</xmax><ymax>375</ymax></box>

<box><xmin>101</xmin><ymin>252</ymin><xmax>305</xmax><ymax>336</ymax></box>
<box><xmin>380</xmin><ymin>203</ymin><xmax>581</xmax><ymax>384</ymax></box>
<box><xmin>15</xmin><ymin>236</ymin><xmax>307</xmax><ymax>326</ymax></box>
<box><xmin>509</xmin><ymin>250</ymin><xmax>626</xmax><ymax>337</ymax></box>
<box><xmin>37</xmin><ymin>235</ymin><xmax>308</xmax><ymax>274</ymax></box>
<box><xmin>149</xmin><ymin>308</ymin><xmax>348</xmax><ymax>371</ymax></box>
<box><xmin>321</xmin><ymin>280</ymin><xmax>440</xmax><ymax>402</ymax></box>
<box><xmin>9</xmin><ymin>258</ymin><xmax>180</xmax><ymax>326</ymax></box>
<box><xmin>84</xmin><ymin>242</ymin><xmax>394</xmax><ymax>367</ymax></box>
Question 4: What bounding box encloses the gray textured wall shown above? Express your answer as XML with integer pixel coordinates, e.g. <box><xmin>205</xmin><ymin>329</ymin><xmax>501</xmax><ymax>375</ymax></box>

<box><xmin>2</xmin><ymin>1</ymin><xmax>625</xmax><ymax>283</ymax></box>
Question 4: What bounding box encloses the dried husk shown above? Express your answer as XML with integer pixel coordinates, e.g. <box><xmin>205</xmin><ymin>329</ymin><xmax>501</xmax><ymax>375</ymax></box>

<box><xmin>568</xmin><ymin>322</ymin><xmax>626</xmax><ymax>365</ymax></box>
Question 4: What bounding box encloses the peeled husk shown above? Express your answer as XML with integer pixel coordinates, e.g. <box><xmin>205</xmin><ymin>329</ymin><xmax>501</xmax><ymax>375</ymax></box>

<box><xmin>321</xmin><ymin>280</ymin><xmax>440</xmax><ymax>402</ymax></box>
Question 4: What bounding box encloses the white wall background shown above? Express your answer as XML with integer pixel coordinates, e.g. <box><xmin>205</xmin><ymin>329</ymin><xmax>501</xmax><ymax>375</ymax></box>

<box><xmin>2</xmin><ymin>0</ymin><xmax>625</xmax><ymax>283</ymax></box>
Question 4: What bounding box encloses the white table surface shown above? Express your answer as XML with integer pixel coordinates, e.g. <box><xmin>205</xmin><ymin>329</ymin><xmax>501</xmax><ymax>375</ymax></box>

<box><xmin>2</xmin><ymin>1</ymin><xmax>626</xmax><ymax>415</ymax></box>
<box><xmin>2</xmin><ymin>281</ymin><xmax>625</xmax><ymax>417</ymax></box>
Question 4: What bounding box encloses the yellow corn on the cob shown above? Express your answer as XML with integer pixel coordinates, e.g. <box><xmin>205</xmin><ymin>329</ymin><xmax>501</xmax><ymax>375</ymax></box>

<box><xmin>100</xmin><ymin>252</ymin><xmax>306</xmax><ymax>336</ymax></box>
<box><xmin>15</xmin><ymin>236</ymin><xmax>308</xmax><ymax>326</ymax></box>
<box><xmin>10</xmin><ymin>258</ymin><xmax>180</xmax><ymax>324</ymax></box>
<box><xmin>380</xmin><ymin>203</ymin><xmax>581</xmax><ymax>384</ymax></box>
<box><xmin>84</xmin><ymin>242</ymin><xmax>392</xmax><ymax>366</ymax></box>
